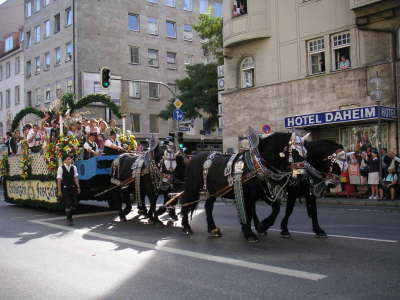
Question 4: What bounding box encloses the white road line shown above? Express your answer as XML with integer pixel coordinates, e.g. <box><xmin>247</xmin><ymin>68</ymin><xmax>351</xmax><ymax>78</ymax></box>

<box><xmin>268</xmin><ymin>229</ymin><xmax>398</xmax><ymax>243</ymax></box>
<box><xmin>29</xmin><ymin>218</ymin><xmax>327</xmax><ymax>281</ymax></box>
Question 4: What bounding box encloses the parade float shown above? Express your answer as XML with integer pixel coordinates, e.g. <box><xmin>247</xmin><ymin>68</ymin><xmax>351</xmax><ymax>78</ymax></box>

<box><xmin>1</xmin><ymin>93</ymin><xmax>136</xmax><ymax>210</ymax></box>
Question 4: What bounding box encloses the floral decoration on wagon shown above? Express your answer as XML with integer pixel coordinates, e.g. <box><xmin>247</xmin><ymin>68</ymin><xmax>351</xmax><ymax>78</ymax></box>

<box><xmin>43</xmin><ymin>142</ymin><xmax>58</xmax><ymax>174</ymax></box>
<box><xmin>0</xmin><ymin>154</ymin><xmax>9</xmax><ymax>177</ymax></box>
<box><xmin>56</xmin><ymin>135</ymin><xmax>81</xmax><ymax>160</ymax></box>
<box><xmin>119</xmin><ymin>134</ymin><xmax>138</xmax><ymax>151</ymax></box>
<box><xmin>19</xmin><ymin>142</ymin><xmax>32</xmax><ymax>179</ymax></box>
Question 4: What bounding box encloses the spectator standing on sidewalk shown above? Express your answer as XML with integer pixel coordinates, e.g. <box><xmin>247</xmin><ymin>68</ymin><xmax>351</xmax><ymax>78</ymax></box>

<box><xmin>365</xmin><ymin>149</ymin><xmax>381</xmax><ymax>199</ymax></box>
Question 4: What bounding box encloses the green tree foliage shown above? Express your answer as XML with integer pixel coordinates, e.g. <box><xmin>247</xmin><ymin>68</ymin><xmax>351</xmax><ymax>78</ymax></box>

<box><xmin>193</xmin><ymin>10</ymin><xmax>223</xmax><ymax>64</ymax></box>
<box><xmin>159</xmin><ymin>63</ymin><xmax>218</xmax><ymax>128</ymax></box>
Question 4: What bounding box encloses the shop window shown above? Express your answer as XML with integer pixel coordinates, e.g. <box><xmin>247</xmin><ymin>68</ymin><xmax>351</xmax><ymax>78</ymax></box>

<box><xmin>240</xmin><ymin>57</ymin><xmax>254</xmax><ymax>88</ymax></box>
<box><xmin>232</xmin><ymin>0</ymin><xmax>247</xmax><ymax>17</ymax></box>
<box><xmin>340</xmin><ymin>124</ymin><xmax>388</xmax><ymax>152</ymax></box>
<box><xmin>130</xmin><ymin>114</ymin><xmax>141</xmax><ymax>132</ymax></box>
<box><xmin>307</xmin><ymin>38</ymin><xmax>325</xmax><ymax>75</ymax></box>
<box><xmin>332</xmin><ymin>32</ymin><xmax>351</xmax><ymax>71</ymax></box>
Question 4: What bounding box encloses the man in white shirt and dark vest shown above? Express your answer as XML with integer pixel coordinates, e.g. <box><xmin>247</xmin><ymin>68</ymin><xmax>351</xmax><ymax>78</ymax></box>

<box><xmin>57</xmin><ymin>154</ymin><xmax>81</xmax><ymax>226</ymax></box>
<box><xmin>83</xmin><ymin>132</ymin><xmax>100</xmax><ymax>159</ymax></box>
<box><xmin>103</xmin><ymin>130</ymin><xmax>125</xmax><ymax>155</ymax></box>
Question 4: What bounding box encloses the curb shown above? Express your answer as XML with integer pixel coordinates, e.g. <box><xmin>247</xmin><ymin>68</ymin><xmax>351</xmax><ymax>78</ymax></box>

<box><xmin>317</xmin><ymin>198</ymin><xmax>400</xmax><ymax>207</ymax></box>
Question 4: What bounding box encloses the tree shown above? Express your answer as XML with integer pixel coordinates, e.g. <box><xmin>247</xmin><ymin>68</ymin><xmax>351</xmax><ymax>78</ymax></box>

<box><xmin>159</xmin><ymin>63</ymin><xmax>218</xmax><ymax>129</ymax></box>
<box><xmin>193</xmin><ymin>10</ymin><xmax>223</xmax><ymax>64</ymax></box>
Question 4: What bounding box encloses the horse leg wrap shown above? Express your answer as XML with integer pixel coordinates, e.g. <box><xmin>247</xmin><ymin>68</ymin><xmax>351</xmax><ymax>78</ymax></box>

<box><xmin>233</xmin><ymin>160</ymin><xmax>247</xmax><ymax>225</ymax></box>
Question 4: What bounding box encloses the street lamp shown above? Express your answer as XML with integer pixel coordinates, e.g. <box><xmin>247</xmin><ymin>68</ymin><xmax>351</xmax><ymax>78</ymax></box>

<box><xmin>369</xmin><ymin>72</ymin><xmax>384</xmax><ymax>183</ymax></box>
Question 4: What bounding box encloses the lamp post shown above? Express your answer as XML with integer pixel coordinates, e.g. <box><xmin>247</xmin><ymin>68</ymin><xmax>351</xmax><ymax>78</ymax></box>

<box><xmin>370</xmin><ymin>72</ymin><xmax>384</xmax><ymax>184</ymax></box>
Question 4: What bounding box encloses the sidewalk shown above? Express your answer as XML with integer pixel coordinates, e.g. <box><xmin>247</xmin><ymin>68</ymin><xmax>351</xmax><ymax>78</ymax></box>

<box><xmin>318</xmin><ymin>196</ymin><xmax>400</xmax><ymax>207</ymax></box>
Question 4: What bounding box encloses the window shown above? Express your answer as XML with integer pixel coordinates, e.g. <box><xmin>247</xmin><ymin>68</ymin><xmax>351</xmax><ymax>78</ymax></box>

<box><xmin>147</xmin><ymin>0</ymin><xmax>159</xmax><ymax>3</ymax></box>
<box><xmin>0</xmin><ymin>123</ymin><xmax>3</xmax><ymax>138</ymax></box>
<box><xmin>0</xmin><ymin>66</ymin><xmax>2</xmax><ymax>81</ymax></box>
<box><xmin>26</xmin><ymin>61</ymin><xmax>32</xmax><ymax>77</ymax></box>
<box><xmin>332</xmin><ymin>32</ymin><xmax>351</xmax><ymax>71</ymax></box>
<box><xmin>54</xmin><ymin>13</ymin><xmax>61</xmax><ymax>34</ymax></box>
<box><xmin>55</xmin><ymin>81</ymin><xmax>62</xmax><ymax>98</ymax></box>
<box><xmin>129</xmin><ymin>81</ymin><xmax>141</xmax><ymax>98</ymax></box>
<box><xmin>184</xmin><ymin>54</ymin><xmax>193</xmax><ymax>65</ymax></box>
<box><xmin>130</xmin><ymin>46</ymin><xmax>140</xmax><ymax>64</ymax></box>
<box><xmin>15</xmin><ymin>57</ymin><xmax>20</xmax><ymax>74</ymax></box>
<box><xmin>35</xmin><ymin>56</ymin><xmax>41</xmax><ymax>73</ymax></box>
<box><xmin>44</xmin><ymin>52</ymin><xmax>51</xmax><ymax>69</ymax></box>
<box><xmin>183</xmin><ymin>0</ymin><xmax>192</xmax><ymax>11</ymax></box>
<box><xmin>44</xmin><ymin>0</ymin><xmax>50</xmax><ymax>6</ymax></box>
<box><xmin>165</xmin><ymin>0</ymin><xmax>175</xmax><ymax>7</ymax></box>
<box><xmin>44</xmin><ymin>20</ymin><xmax>51</xmax><ymax>38</ymax></box>
<box><xmin>45</xmin><ymin>86</ymin><xmax>51</xmax><ymax>102</ymax></box>
<box><xmin>213</xmin><ymin>1</ymin><xmax>222</xmax><ymax>17</ymax></box>
<box><xmin>5</xmin><ymin>36</ymin><xmax>13</xmax><ymax>52</ymax></box>
<box><xmin>166</xmin><ymin>21</ymin><xmax>176</xmax><ymax>38</ymax></box>
<box><xmin>148</xmin><ymin>49</ymin><xmax>159</xmax><ymax>67</ymax></box>
<box><xmin>19</xmin><ymin>30</ymin><xmax>24</xmax><ymax>43</ymax></box>
<box><xmin>65</xmin><ymin>42</ymin><xmax>73</xmax><ymax>62</ymax></box>
<box><xmin>183</xmin><ymin>24</ymin><xmax>193</xmax><ymax>41</ymax></box>
<box><xmin>35</xmin><ymin>88</ymin><xmax>41</xmax><ymax>105</ymax></box>
<box><xmin>0</xmin><ymin>93</ymin><xmax>2</xmax><ymax>110</ymax></box>
<box><xmin>26</xmin><ymin>1</ymin><xmax>32</xmax><ymax>17</ymax></box>
<box><xmin>167</xmin><ymin>52</ymin><xmax>177</xmax><ymax>68</ymax></box>
<box><xmin>55</xmin><ymin>47</ymin><xmax>61</xmax><ymax>65</ymax></box>
<box><xmin>149</xmin><ymin>114</ymin><xmax>159</xmax><ymax>133</ymax></box>
<box><xmin>128</xmin><ymin>14</ymin><xmax>140</xmax><ymax>31</ymax></box>
<box><xmin>200</xmin><ymin>0</ymin><xmax>208</xmax><ymax>14</ymax></box>
<box><xmin>147</xmin><ymin>17</ymin><xmax>158</xmax><ymax>35</ymax></box>
<box><xmin>26</xmin><ymin>31</ymin><xmax>31</xmax><ymax>47</ymax></box>
<box><xmin>34</xmin><ymin>0</ymin><xmax>40</xmax><ymax>12</ymax></box>
<box><xmin>6</xmin><ymin>89</ymin><xmax>11</xmax><ymax>108</ymax></box>
<box><xmin>149</xmin><ymin>82</ymin><xmax>160</xmax><ymax>98</ymax></box>
<box><xmin>35</xmin><ymin>25</ymin><xmax>41</xmax><ymax>43</ymax></box>
<box><xmin>130</xmin><ymin>114</ymin><xmax>141</xmax><ymax>132</ymax></box>
<box><xmin>65</xmin><ymin>7</ymin><xmax>73</xmax><ymax>26</ymax></box>
<box><xmin>6</xmin><ymin>62</ymin><xmax>11</xmax><ymax>78</ymax></box>
<box><xmin>15</xmin><ymin>86</ymin><xmax>20</xmax><ymax>105</ymax></box>
<box><xmin>307</xmin><ymin>38</ymin><xmax>325</xmax><ymax>75</ymax></box>
<box><xmin>66</xmin><ymin>78</ymin><xmax>73</xmax><ymax>93</ymax></box>
<box><xmin>26</xmin><ymin>91</ymin><xmax>32</xmax><ymax>106</ymax></box>
<box><xmin>240</xmin><ymin>57</ymin><xmax>255</xmax><ymax>88</ymax></box>
<box><xmin>232</xmin><ymin>0</ymin><xmax>247</xmax><ymax>17</ymax></box>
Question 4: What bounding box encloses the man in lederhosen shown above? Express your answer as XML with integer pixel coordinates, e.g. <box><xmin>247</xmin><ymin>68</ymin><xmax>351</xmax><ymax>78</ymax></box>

<box><xmin>103</xmin><ymin>130</ymin><xmax>125</xmax><ymax>155</ymax></box>
<box><xmin>83</xmin><ymin>132</ymin><xmax>100</xmax><ymax>159</ymax></box>
<box><xmin>57</xmin><ymin>154</ymin><xmax>81</xmax><ymax>226</ymax></box>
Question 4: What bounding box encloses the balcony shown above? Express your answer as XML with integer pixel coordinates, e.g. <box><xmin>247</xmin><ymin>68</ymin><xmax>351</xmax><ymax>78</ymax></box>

<box><xmin>223</xmin><ymin>1</ymin><xmax>270</xmax><ymax>48</ymax></box>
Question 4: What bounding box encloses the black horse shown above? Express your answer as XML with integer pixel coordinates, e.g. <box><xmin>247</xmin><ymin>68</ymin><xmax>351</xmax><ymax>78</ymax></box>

<box><xmin>180</xmin><ymin>132</ymin><xmax>306</xmax><ymax>242</ymax></box>
<box><xmin>110</xmin><ymin>144</ymin><xmax>187</xmax><ymax>223</ymax></box>
<box><xmin>256</xmin><ymin>139</ymin><xmax>343</xmax><ymax>238</ymax></box>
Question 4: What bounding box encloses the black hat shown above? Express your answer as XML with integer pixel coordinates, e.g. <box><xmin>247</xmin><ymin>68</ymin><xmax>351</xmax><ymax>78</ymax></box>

<box><xmin>89</xmin><ymin>132</ymin><xmax>97</xmax><ymax>137</ymax></box>
<box><xmin>62</xmin><ymin>153</ymin><xmax>72</xmax><ymax>161</ymax></box>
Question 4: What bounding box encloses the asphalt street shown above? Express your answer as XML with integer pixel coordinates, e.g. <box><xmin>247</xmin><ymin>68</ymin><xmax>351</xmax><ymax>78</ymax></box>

<box><xmin>0</xmin><ymin>192</ymin><xmax>399</xmax><ymax>300</ymax></box>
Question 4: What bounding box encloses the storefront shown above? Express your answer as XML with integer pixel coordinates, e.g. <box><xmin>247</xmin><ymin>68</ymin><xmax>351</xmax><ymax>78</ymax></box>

<box><xmin>284</xmin><ymin>106</ymin><xmax>397</xmax><ymax>152</ymax></box>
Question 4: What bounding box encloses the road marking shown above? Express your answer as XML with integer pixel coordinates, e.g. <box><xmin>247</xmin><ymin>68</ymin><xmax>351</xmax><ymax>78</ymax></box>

<box><xmin>29</xmin><ymin>217</ymin><xmax>327</xmax><ymax>281</ymax></box>
<box><xmin>269</xmin><ymin>229</ymin><xmax>398</xmax><ymax>243</ymax></box>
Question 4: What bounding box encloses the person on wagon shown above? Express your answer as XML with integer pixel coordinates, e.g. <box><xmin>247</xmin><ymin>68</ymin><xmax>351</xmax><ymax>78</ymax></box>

<box><xmin>83</xmin><ymin>133</ymin><xmax>100</xmax><ymax>159</ymax></box>
<box><xmin>103</xmin><ymin>131</ymin><xmax>125</xmax><ymax>155</ymax></box>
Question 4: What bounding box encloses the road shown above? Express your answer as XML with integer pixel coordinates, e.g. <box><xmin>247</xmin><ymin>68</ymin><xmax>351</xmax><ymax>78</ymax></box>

<box><xmin>0</xmin><ymin>194</ymin><xmax>399</xmax><ymax>300</ymax></box>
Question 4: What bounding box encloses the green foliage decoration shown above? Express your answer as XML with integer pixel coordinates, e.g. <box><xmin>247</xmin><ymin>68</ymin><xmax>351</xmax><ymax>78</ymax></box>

<box><xmin>11</xmin><ymin>107</ymin><xmax>45</xmax><ymax>131</ymax></box>
<box><xmin>70</xmin><ymin>94</ymin><xmax>121</xmax><ymax>118</ymax></box>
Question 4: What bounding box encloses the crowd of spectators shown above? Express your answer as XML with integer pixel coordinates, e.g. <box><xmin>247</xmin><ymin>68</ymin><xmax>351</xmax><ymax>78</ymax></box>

<box><xmin>2</xmin><ymin>117</ymin><xmax>127</xmax><ymax>159</ymax></box>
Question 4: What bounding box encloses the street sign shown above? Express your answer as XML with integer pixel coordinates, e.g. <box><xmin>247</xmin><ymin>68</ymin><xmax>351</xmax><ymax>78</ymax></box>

<box><xmin>174</xmin><ymin>99</ymin><xmax>183</xmax><ymax>108</ymax></box>
<box><xmin>172</xmin><ymin>108</ymin><xmax>184</xmax><ymax>121</ymax></box>
<box><xmin>262</xmin><ymin>124</ymin><xmax>272</xmax><ymax>134</ymax></box>
<box><xmin>217</xmin><ymin>78</ymin><xmax>225</xmax><ymax>91</ymax></box>
<box><xmin>179</xmin><ymin>127</ymin><xmax>191</xmax><ymax>132</ymax></box>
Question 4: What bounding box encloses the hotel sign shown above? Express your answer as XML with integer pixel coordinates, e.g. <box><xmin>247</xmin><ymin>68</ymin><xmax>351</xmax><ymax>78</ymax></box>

<box><xmin>284</xmin><ymin>106</ymin><xmax>396</xmax><ymax>128</ymax></box>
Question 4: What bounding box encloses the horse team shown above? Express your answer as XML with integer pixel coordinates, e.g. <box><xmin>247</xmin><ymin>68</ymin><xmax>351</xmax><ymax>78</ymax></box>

<box><xmin>109</xmin><ymin>129</ymin><xmax>344</xmax><ymax>243</ymax></box>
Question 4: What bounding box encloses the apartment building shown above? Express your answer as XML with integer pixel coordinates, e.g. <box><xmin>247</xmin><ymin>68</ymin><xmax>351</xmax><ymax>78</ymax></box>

<box><xmin>23</xmin><ymin>0</ymin><xmax>222</xmax><ymax>149</ymax></box>
<box><xmin>0</xmin><ymin>0</ymin><xmax>25</xmax><ymax>138</ymax></box>
<box><xmin>222</xmin><ymin>0</ymin><xmax>400</xmax><ymax>153</ymax></box>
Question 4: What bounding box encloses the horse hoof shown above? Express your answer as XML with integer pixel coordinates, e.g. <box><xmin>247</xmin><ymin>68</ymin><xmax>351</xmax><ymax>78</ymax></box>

<box><xmin>280</xmin><ymin>231</ymin><xmax>292</xmax><ymax>239</ymax></box>
<box><xmin>246</xmin><ymin>235</ymin><xmax>259</xmax><ymax>243</ymax></box>
<box><xmin>208</xmin><ymin>228</ymin><xmax>223</xmax><ymax>237</ymax></box>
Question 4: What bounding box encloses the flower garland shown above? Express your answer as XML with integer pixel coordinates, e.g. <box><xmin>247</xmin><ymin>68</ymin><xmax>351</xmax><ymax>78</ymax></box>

<box><xmin>119</xmin><ymin>134</ymin><xmax>138</xmax><ymax>151</ymax></box>
<box><xmin>43</xmin><ymin>142</ymin><xmax>58</xmax><ymax>174</ymax></box>
<box><xmin>57</xmin><ymin>135</ymin><xmax>81</xmax><ymax>160</ymax></box>
<box><xmin>19</xmin><ymin>141</ymin><xmax>32</xmax><ymax>179</ymax></box>
<box><xmin>0</xmin><ymin>154</ymin><xmax>9</xmax><ymax>177</ymax></box>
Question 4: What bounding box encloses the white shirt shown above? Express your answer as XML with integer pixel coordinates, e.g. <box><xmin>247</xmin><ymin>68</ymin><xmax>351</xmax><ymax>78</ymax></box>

<box><xmin>57</xmin><ymin>164</ymin><xmax>79</xmax><ymax>180</ymax></box>
<box><xmin>104</xmin><ymin>138</ymin><xmax>121</xmax><ymax>148</ymax></box>
<box><xmin>84</xmin><ymin>140</ymin><xmax>99</xmax><ymax>152</ymax></box>
<box><xmin>27</xmin><ymin>129</ymin><xmax>42</xmax><ymax>148</ymax></box>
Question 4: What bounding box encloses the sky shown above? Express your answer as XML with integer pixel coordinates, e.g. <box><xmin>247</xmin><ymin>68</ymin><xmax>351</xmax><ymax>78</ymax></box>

<box><xmin>0</xmin><ymin>0</ymin><xmax>7</xmax><ymax>5</ymax></box>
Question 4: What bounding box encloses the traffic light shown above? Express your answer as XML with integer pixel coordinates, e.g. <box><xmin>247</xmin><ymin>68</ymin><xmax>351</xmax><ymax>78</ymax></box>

<box><xmin>177</xmin><ymin>131</ymin><xmax>184</xmax><ymax>149</ymax></box>
<box><xmin>100</xmin><ymin>67</ymin><xmax>111</xmax><ymax>88</ymax></box>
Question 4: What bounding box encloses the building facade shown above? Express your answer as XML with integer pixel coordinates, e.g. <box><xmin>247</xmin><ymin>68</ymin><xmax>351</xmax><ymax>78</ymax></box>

<box><xmin>222</xmin><ymin>0</ymin><xmax>400</xmax><ymax>153</ymax></box>
<box><xmin>22</xmin><ymin>0</ymin><xmax>222</xmax><ymax>150</ymax></box>
<box><xmin>0</xmin><ymin>0</ymin><xmax>25</xmax><ymax>138</ymax></box>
